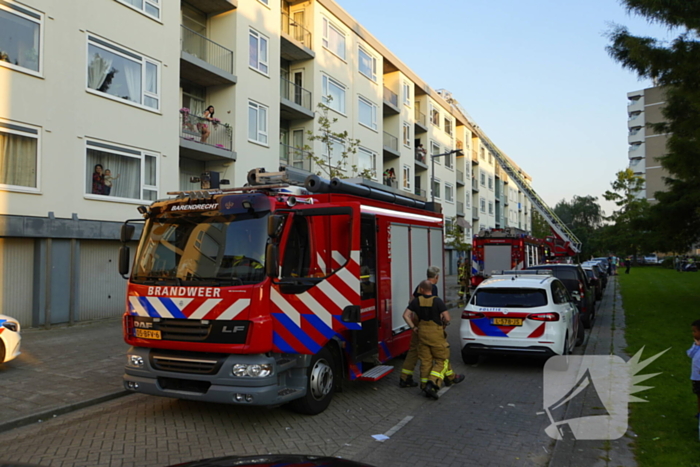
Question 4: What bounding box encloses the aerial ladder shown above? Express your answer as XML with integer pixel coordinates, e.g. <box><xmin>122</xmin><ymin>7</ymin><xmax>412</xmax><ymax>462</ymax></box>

<box><xmin>437</xmin><ymin>89</ymin><xmax>582</xmax><ymax>256</ymax></box>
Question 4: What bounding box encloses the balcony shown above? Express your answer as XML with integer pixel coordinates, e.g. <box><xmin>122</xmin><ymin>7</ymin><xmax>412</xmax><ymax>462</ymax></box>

<box><xmin>415</xmin><ymin>148</ymin><xmax>428</xmax><ymax>170</ymax></box>
<box><xmin>456</xmin><ymin>139</ymin><xmax>464</xmax><ymax>152</ymax></box>
<box><xmin>179</xmin><ymin>111</ymin><xmax>235</xmax><ymax>162</ymax></box>
<box><xmin>628</xmin><ymin>142</ymin><xmax>645</xmax><ymax>159</ymax></box>
<box><xmin>383</xmin><ymin>131</ymin><xmax>400</xmax><ymax>158</ymax></box>
<box><xmin>456</xmin><ymin>169</ymin><xmax>465</xmax><ymax>186</ymax></box>
<box><xmin>414</xmin><ymin>107</ymin><xmax>428</xmax><ymax>133</ymax></box>
<box><xmin>415</xmin><ymin>187</ymin><xmax>427</xmax><ymax>198</ymax></box>
<box><xmin>472</xmin><ymin>207</ymin><xmax>479</xmax><ymax>220</ymax></box>
<box><xmin>382</xmin><ymin>87</ymin><xmax>400</xmax><ymax>115</ymax></box>
<box><xmin>180</xmin><ymin>25</ymin><xmax>236</xmax><ymax>87</ymax></box>
<box><xmin>627</xmin><ymin>96</ymin><xmax>644</xmax><ymax>114</ymax></box>
<box><xmin>457</xmin><ymin>201</ymin><xmax>465</xmax><ymax>217</ymax></box>
<box><xmin>192</xmin><ymin>0</ymin><xmax>237</xmax><ymax>15</ymax></box>
<box><xmin>280</xmin><ymin>72</ymin><xmax>313</xmax><ymax>120</ymax></box>
<box><xmin>281</xmin><ymin>11</ymin><xmax>314</xmax><ymax>61</ymax></box>
<box><xmin>471</xmin><ymin>149</ymin><xmax>479</xmax><ymax>164</ymax></box>
<box><xmin>471</xmin><ymin>177</ymin><xmax>479</xmax><ymax>192</ymax></box>
<box><xmin>628</xmin><ymin>111</ymin><xmax>644</xmax><ymax>129</ymax></box>
<box><xmin>279</xmin><ymin>143</ymin><xmax>312</xmax><ymax>172</ymax></box>
<box><xmin>628</xmin><ymin>127</ymin><xmax>644</xmax><ymax>144</ymax></box>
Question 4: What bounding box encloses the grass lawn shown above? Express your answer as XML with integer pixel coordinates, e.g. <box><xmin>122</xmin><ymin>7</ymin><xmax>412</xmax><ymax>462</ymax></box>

<box><xmin>619</xmin><ymin>266</ymin><xmax>700</xmax><ymax>466</ymax></box>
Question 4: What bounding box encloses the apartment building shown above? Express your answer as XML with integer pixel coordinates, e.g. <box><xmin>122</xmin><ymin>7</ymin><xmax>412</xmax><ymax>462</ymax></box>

<box><xmin>0</xmin><ymin>0</ymin><xmax>532</xmax><ymax>327</ymax></box>
<box><xmin>627</xmin><ymin>86</ymin><xmax>669</xmax><ymax>201</ymax></box>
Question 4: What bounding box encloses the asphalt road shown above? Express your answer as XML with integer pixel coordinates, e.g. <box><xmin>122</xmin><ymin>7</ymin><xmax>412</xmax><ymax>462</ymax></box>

<box><xmin>0</xmin><ymin>311</ymin><xmax>569</xmax><ymax>467</ymax></box>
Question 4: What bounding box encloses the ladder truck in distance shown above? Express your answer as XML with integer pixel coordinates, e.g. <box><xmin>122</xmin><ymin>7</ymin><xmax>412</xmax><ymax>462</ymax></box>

<box><xmin>118</xmin><ymin>167</ymin><xmax>445</xmax><ymax>415</ymax></box>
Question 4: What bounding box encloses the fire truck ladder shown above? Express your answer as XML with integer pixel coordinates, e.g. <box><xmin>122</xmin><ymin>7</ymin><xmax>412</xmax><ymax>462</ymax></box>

<box><xmin>436</xmin><ymin>88</ymin><xmax>581</xmax><ymax>254</ymax></box>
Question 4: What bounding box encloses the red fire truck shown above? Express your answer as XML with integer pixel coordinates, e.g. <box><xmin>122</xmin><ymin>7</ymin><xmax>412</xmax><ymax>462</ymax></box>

<box><xmin>118</xmin><ymin>168</ymin><xmax>445</xmax><ymax>414</ymax></box>
<box><xmin>470</xmin><ymin>228</ymin><xmax>546</xmax><ymax>287</ymax></box>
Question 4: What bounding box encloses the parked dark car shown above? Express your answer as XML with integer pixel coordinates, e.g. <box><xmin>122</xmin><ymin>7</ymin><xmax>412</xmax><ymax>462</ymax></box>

<box><xmin>593</xmin><ymin>257</ymin><xmax>611</xmax><ymax>275</ymax></box>
<box><xmin>583</xmin><ymin>260</ymin><xmax>608</xmax><ymax>290</ymax></box>
<box><xmin>582</xmin><ymin>265</ymin><xmax>603</xmax><ymax>301</ymax></box>
<box><xmin>526</xmin><ymin>264</ymin><xmax>596</xmax><ymax>328</ymax></box>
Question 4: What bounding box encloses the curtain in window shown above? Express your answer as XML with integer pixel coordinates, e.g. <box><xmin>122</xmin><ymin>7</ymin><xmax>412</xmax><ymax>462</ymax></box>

<box><xmin>86</xmin><ymin>148</ymin><xmax>141</xmax><ymax>200</ymax></box>
<box><xmin>0</xmin><ymin>132</ymin><xmax>37</xmax><ymax>187</ymax></box>
<box><xmin>87</xmin><ymin>52</ymin><xmax>113</xmax><ymax>90</ymax></box>
<box><xmin>123</xmin><ymin>60</ymin><xmax>142</xmax><ymax>104</ymax></box>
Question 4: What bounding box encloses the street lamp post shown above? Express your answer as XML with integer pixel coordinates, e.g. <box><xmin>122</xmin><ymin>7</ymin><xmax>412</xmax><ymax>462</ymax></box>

<box><xmin>430</xmin><ymin>149</ymin><xmax>462</xmax><ymax>204</ymax></box>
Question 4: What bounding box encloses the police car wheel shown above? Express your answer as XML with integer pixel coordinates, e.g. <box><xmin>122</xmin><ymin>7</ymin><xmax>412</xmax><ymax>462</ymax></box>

<box><xmin>0</xmin><ymin>341</ymin><xmax>5</xmax><ymax>363</ymax></box>
<box><xmin>461</xmin><ymin>347</ymin><xmax>479</xmax><ymax>365</ymax></box>
<box><xmin>289</xmin><ymin>347</ymin><xmax>335</xmax><ymax>415</ymax></box>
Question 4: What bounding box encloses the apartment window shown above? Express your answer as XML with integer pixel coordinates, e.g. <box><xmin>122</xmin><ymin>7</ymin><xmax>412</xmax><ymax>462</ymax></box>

<box><xmin>258</xmin><ymin>0</ymin><xmax>269</xmax><ymax>4</ymax></box>
<box><xmin>445</xmin><ymin>152</ymin><xmax>453</xmax><ymax>169</ymax></box>
<box><xmin>444</xmin><ymin>117</ymin><xmax>453</xmax><ymax>136</ymax></box>
<box><xmin>480</xmin><ymin>172</ymin><xmax>486</xmax><ymax>186</ymax></box>
<box><xmin>403</xmin><ymin>123</ymin><xmax>411</xmax><ymax>147</ymax></box>
<box><xmin>322</xmin><ymin>75</ymin><xmax>346</xmax><ymax>113</ymax></box>
<box><xmin>488</xmin><ymin>153</ymin><xmax>493</xmax><ymax>165</ymax></box>
<box><xmin>430</xmin><ymin>106</ymin><xmax>440</xmax><ymax>127</ymax></box>
<box><xmin>488</xmin><ymin>201</ymin><xmax>494</xmax><ymax>215</ymax></box>
<box><xmin>403</xmin><ymin>82</ymin><xmax>411</xmax><ymax>106</ymax></box>
<box><xmin>118</xmin><ymin>0</ymin><xmax>160</xmax><ymax>20</ymax></box>
<box><xmin>0</xmin><ymin>2</ymin><xmax>42</xmax><ymax>74</ymax></box>
<box><xmin>322</xmin><ymin>136</ymin><xmax>345</xmax><ymax>168</ymax></box>
<box><xmin>357</xmin><ymin>147</ymin><xmax>376</xmax><ymax>177</ymax></box>
<box><xmin>358</xmin><ymin>96</ymin><xmax>377</xmax><ymax>130</ymax></box>
<box><xmin>87</xmin><ymin>35</ymin><xmax>160</xmax><ymax>110</ymax></box>
<box><xmin>445</xmin><ymin>183</ymin><xmax>454</xmax><ymax>203</ymax></box>
<box><xmin>358</xmin><ymin>47</ymin><xmax>377</xmax><ymax>81</ymax></box>
<box><xmin>488</xmin><ymin>176</ymin><xmax>493</xmax><ymax>190</ymax></box>
<box><xmin>322</xmin><ymin>17</ymin><xmax>346</xmax><ymax>60</ymax></box>
<box><xmin>248</xmin><ymin>100</ymin><xmax>269</xmax><ymax>145</ymax></box>
<box><xmin>432</xmin><ymin>178</ymin><xmax>441</xmax><ymax>199</ymax></box>
<box><xmin>249</xmin><ymin>29</ymin><xmax>269</xmax><ymax>75</ymax></box>
<box><xmin>85</xmin><ymin>140</ymin><xmax>157</xmax><ymax>201</ymax></box>
<box><xmin>480</xmin><ymin>197</ymin><xmax>486</xmax><ymax>213</ymax></box>
<box><xmin>480</xmin><ymin>147</ymin><xmax>485</xmax><ymax>160</ymax></box>
<box><xmin>402</xmin><ymin>165</ymin><xmax>411</xmax><ymax>190</ymax></box>
<box><xmin>430</xmin><ymin>141</ymin><xmax>441</xmax><ymax>164</ymax></box>
<box><xmin>0</xmin><ymin>121</ymin><xmax>39</xmax><ymax>190</ymax></box>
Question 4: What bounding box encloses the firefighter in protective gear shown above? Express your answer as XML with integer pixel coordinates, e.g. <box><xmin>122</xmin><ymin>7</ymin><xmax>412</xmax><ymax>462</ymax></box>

<box><xmin>457</xmin><ymin>258</ymin><xmax>470</xmax><ymax>301</ymax></box>
<box><xmin>403</xmin><ymin>280</ymin><xmax>463</xmax><ymax>399</ymax></box>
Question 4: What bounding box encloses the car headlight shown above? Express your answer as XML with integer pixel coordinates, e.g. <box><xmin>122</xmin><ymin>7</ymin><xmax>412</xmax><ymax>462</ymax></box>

<box><xmin>232</xmin><ymin>363</ymin><xmax>272</xmax><ymax>377</ymax></box>
<box><xmin>2</xmin><ymin>321</ymin><xmax>18</xmax><ymax>332</ymax></box>
<box><xmin>127</xmin><ymin>354</ymin><xmax>144</xmax><ymax>368</ymax></box>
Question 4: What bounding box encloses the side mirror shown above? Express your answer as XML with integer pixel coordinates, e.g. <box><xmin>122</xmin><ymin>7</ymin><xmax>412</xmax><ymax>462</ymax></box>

<box><xmin>267</xmin><ymin>215</ymin><xmax>284</xmax><ymax>238</ymax></box>
<box><xmin>119</xmin><ymin>245</ymin><xmax>131</xmax><ymax>277</ymax></box>
<box><xmin>121</xmin><ymin>224</ymin><xmax>135</xmax><ymax>243</ymax></box>
<box><xmin>571</xmin><ymin>291</ymin><xmax>581</xmax><ymax>302</ymax></box>
<box><xmin>341</xmin><ymin>305</ymin><xmax>361</xmax><ymax>323</ymax></box>
<box><xmin>265</xmin><ymin>243</ymin><xmax>278</xmax><ymax>278</ymax></box>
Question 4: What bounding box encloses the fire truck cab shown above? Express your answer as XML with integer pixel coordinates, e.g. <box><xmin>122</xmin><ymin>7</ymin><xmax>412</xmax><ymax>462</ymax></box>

<box><xmin>470</xmin><ymin>228</ymin><xmax>545</xmax><ymax>288</ymax></box>
<box><xmin>119</xmin><ymin>168</ymin><xmax>444</xmax><ymax>414</ymax></box>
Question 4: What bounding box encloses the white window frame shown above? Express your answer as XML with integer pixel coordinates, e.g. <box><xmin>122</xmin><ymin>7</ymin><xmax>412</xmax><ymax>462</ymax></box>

<box><xmin>0</xmin><ymin>119</ymin><xmax>41</xmax><ymax>193</ymax></box>
<box><xmin>430</xmin><ymin>105</ymin><xmax>440</xmax><ymax>127</ymax></box>
<box><xmin>86</xmin><ymin>35</ymin><xmax>161</xmax><ymax>112</ymax></box>
<box><xmin>322</xmin><ymin>17</ymin><xmax>346</xmax><ymax>60</ymax></box>
<box><xmin>488</xmin><ymin>176</ymin><xmax>493</xmax><ymax>190</ymax></box>
<box><xmin>403</xmin><ymin>81</ymin><xmax>411</xmax><ymax>106</ymax></box>
<box><xmin>480</xmin><ymin>197</ymin><xmax>486</xmax><ymax>213</ymax></box>
<box><xmin>480</xmin><ymin>172</ymin><xmax>486</xmax><ymax>186</ymax></box>
<box><xmin>249</xmin><ymin>28</ymin><xmax>269</xmax><ymax>75</ymax></box>
<box><xmin>116</xmin><ymin>0</ymin><xmax>161</xmax><ymax>21</ymax></box>
<box><xmin>248</xmin><ymin>100</ymin><xmax>269</xmax><ymax>146</ymax></box>
<box><xmin>357</xmin><ymin>146</ymin><xmax>377</xmax><ymax>178</ymax></box>
<box><xmin>322</xmin><ymin>74</ymin><xmax>346</xmax><ymax>114</ymax></box>
<box><xmin>321</xmin><ymin>136</ymin><xmax>346</xmax><ymax>170</ymax></box>
<box><xmin>445</xmin><ymin>183</ymin><xmax>454</xmax><ymax>203</ymax></box>
<box><xmin>430</xmin><ymin>141</ymin><xmax>441</xmax><ymax>164</ymax></box>
<box><xmin>488</xmin><ymin>201</ymin><xmax>494</xmax><ymax>215</ymax></box>
<box><xmin>358</xmin><ymin>96</ymin><xmax>377</xmax><ymax>130</ymax></box>
<box><xmin>402</xmin><ymin>122</ymin><xmax>411</xmax><ymax>147</ymax></box>
<box><xmin>402</xmin><ymin>165</ymin><xmax>411</xmax><ymax>190</ymax></box>
<box><xmin>0</xmin><ymin>2</ymin><xmax>44</xmax><ymax>77</ymax></box>
<box><xmin>432</xmin><ymin>178</ymin><xmax>441</xmax><ymax>200</ymax></box>
<box><xmin>258</xmin><ymin>0</ymin><xmax>269</xmax><ymax>5</ymax></box>
<box><xmin>444</xmin><ymin>117</ymin><xmax>453</xmax><ymax>136</ymax></box>
<box><xmin>358</xmin><ymin>46</ymin><xmax>377</xmax><ymax>82</ymax></box>
<box><xmin>84</xmin><ymin>139</ymin><xmax>158</xmax><ymax>203</ymax></box>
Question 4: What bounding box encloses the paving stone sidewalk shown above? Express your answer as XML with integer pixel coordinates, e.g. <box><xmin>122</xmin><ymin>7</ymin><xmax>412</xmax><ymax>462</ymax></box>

<box><xmin>0</xmin><ymin>318</ymin><xmax>129</xmax><ymax>432</ymax></box>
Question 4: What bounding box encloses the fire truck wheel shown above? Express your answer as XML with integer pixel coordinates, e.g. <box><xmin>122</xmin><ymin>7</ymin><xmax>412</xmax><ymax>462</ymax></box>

<box><xmin>289</xmin><ymin>347</ymin><xmax>335</xmax><ymax>415</ymax></box>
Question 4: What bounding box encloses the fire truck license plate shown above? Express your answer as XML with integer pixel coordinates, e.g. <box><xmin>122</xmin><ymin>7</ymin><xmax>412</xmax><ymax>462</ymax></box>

<box><xmin>492</xmin><ymin>318</ymin><xmax>523</xmax><ymax>326</ymax></box>
<box><xmin>135</xmin><ymin>329</ymin><xmax>162</xmax><ymax>340</ymax></box>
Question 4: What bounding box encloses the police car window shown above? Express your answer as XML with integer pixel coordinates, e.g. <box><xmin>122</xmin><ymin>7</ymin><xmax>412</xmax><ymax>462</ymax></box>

<box><xmin>551</xmin><ymin>282</ymin><xmax>565</xmax><ymax>304</ymax></box>
<box><xmin>474</xmin><ymin>288</ymin><xmax>548</xmax><ymax>308</ymax></box>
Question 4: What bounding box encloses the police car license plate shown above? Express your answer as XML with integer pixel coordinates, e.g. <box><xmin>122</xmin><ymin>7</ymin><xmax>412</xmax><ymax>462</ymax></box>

<box><xmin>492</xmin><ymin>318</ymin><xmax>523</xmax><ymax>326</ymax></box>
<box><xmin>135</xmin><ymin>329</ymin><xmax>161</xmax><ymax>340</ymax></box>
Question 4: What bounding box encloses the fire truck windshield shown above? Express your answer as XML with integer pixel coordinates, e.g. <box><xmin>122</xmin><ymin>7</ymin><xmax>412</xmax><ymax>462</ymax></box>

<box><xmin>132</xmin><ymin>213</ymin><xmax>269</xmax><ymax>285</ymax></box>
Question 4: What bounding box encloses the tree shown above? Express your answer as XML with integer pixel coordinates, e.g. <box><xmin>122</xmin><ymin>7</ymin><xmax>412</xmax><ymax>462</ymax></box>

<box><xmin>553</xmin><ymin>195</ymin><xmax>604</xmax><ymax>259</ymax></box>
<box><xmin>445</xmin><ymin>217</ymin><xmax>471</xmax><ymax>258</ymax></box>
<box><xmin>304</xmin><ymin>99</ymin><xmax>372</xmax><ymax>180</ymax></box>
<box><xmin>531</xmin><ymin>210</ymin><xmax>551</xmax><ymax>240</ymax></box>
<box><xmin>602</xmin><ymin>169</ymin><xmax>651</xmax><ymax>256</ymax></box>
<box><xmin>607</xmin><ymin>1</ymin><xmax>700</xmax><ymax>249</ymax></box>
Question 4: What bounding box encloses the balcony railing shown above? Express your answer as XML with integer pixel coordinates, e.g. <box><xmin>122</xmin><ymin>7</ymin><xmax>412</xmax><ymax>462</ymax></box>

<box><xmin>181</xmin><ymin>25</ymin><xmax>234</xmax><ymax>74</ymax></box>
<box><xmin>383</xmin><ymin>87</ymin><xmax>398</xmax><ymax>107</ymax></box>
<box><xmin>472</xmin><ymin>207</ymin><xmax>479</xmax><ymax>219</ymax></box>
<box><xmin>415</xmin><ymin>148</ymin><xmax>427</xmax><ymax>164</ymax></box>
<box><xmin>457</xmin><ymin>201</ymin><xmax>464</xmax><ymax>214</ymax></box>
<box><xmin>414</xmin><ymin>107</ymin><xmax>427</xmax><ymax>127</ymax></box>
<box><xmin>382</xmin><ymin>177</ymin><xmax>398</xmax><ymax>189</ymax></box>
<box><xmin>471</xmin><ymin>177</ymin><xmax>478</xmax><ymax>191</ymax></box>
<box><xmin>415</xmin><ymin>187</ymin><xmax>427</xmax><ymax>198</ymax></box>
<box><xmin>180</xmin><ymin>111</ymin><xmax>233</xmax><ymax>151</ymax></box>
<box><xmin>472</xmin><ymin>149</ymin><xmax>479</xmax><ymax>163</ymax></box>
<box><xmin>280</xmin><ymin>72</ymin><xmax>312</xmax><ymax>111</ymax></box>
<box><xmin>281</xmin><ymin>11</ymin><xmax>312</xmax><ymax>48</ymax></box>
<box><xmin>456</xmin><ymin>169</ymin><xmax>464</xmax><ymax>184</ymax></box>
<box><xmin>279</xmin><ymin>143</ymin><xmax>312</xmax><ymax>172</ymax></box>
<box><xmin>383</xmin><ymin>131</ymin><xmax>398</xmax><ymax>152</ymax></box>
<box><xmin>456</xmin><ymin>139</ymin><xmax>464</xmax><ymax>151</ymax></box>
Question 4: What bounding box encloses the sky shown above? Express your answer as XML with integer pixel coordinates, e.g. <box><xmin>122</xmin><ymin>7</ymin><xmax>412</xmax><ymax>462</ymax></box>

<box><xmin>338</xmin><ymin>0</ymin><xmax>674</xmax><ymax>217</ymax></box>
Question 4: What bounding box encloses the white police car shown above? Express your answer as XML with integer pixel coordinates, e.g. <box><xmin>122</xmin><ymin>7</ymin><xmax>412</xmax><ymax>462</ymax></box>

<box><xmin>460</xmin><ymin>271</ymin><xmax>583</xmax><ymax>364</ymax></box>
<box><xmin>0</xmin><ymin>314</ymin><xmax>21</xmax><ymax>363</ymax></box>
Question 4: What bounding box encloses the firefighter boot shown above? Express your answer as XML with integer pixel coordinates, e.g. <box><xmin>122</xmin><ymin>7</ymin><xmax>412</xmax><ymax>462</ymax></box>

<box><xmin>444</xmin><ymin>374</ymin><xmax>465</xmax><ymax>386</ymax></box>
<box><xmin>423</xmin><ymin>380</ymin><xmax>440</xmax><ymax>400</ymax></box>
<box><xmin>399</xmin><ymin>376</ymin><xmax>418</xmax><ymax>388</ymax></box>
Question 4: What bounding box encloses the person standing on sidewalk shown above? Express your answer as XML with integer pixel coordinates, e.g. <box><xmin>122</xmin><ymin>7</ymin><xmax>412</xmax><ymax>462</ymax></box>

<box><xmin>399</xmin><ymin>266</ymin><xmax>440</xmax><ymax>388</ymax></box>
<box><xmin>624</xmin><ymin>258</ymin><xmax>631</xmax><ymax>274</ymax></box>
<box><xmin>687</xmin><ymin>320</ymin><xmax>700</xmax><ymax>418</ymax></box>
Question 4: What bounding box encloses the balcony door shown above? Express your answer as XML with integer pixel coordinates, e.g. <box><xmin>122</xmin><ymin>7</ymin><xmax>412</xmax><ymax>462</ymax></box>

<box><xmin>182</xmin><ymin>3</ymin><xmax>207</xmax><ymax>60</ymax></box>
<box><xmin>292</xmin><ymin>10</ymin><xmax>306</xmax><ymax>43</ymax></box>
<box><xmin>292</xmin><ymin>70</ymin><xmax>304</xmax><ymax>107</ymax></box>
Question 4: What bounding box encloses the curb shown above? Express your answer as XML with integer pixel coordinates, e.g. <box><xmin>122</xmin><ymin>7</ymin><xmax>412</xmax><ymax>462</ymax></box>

<box><xmin>0</xmin><ymin>390</ymin><xmax>132</xmax><ymax>434</ymax></box>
